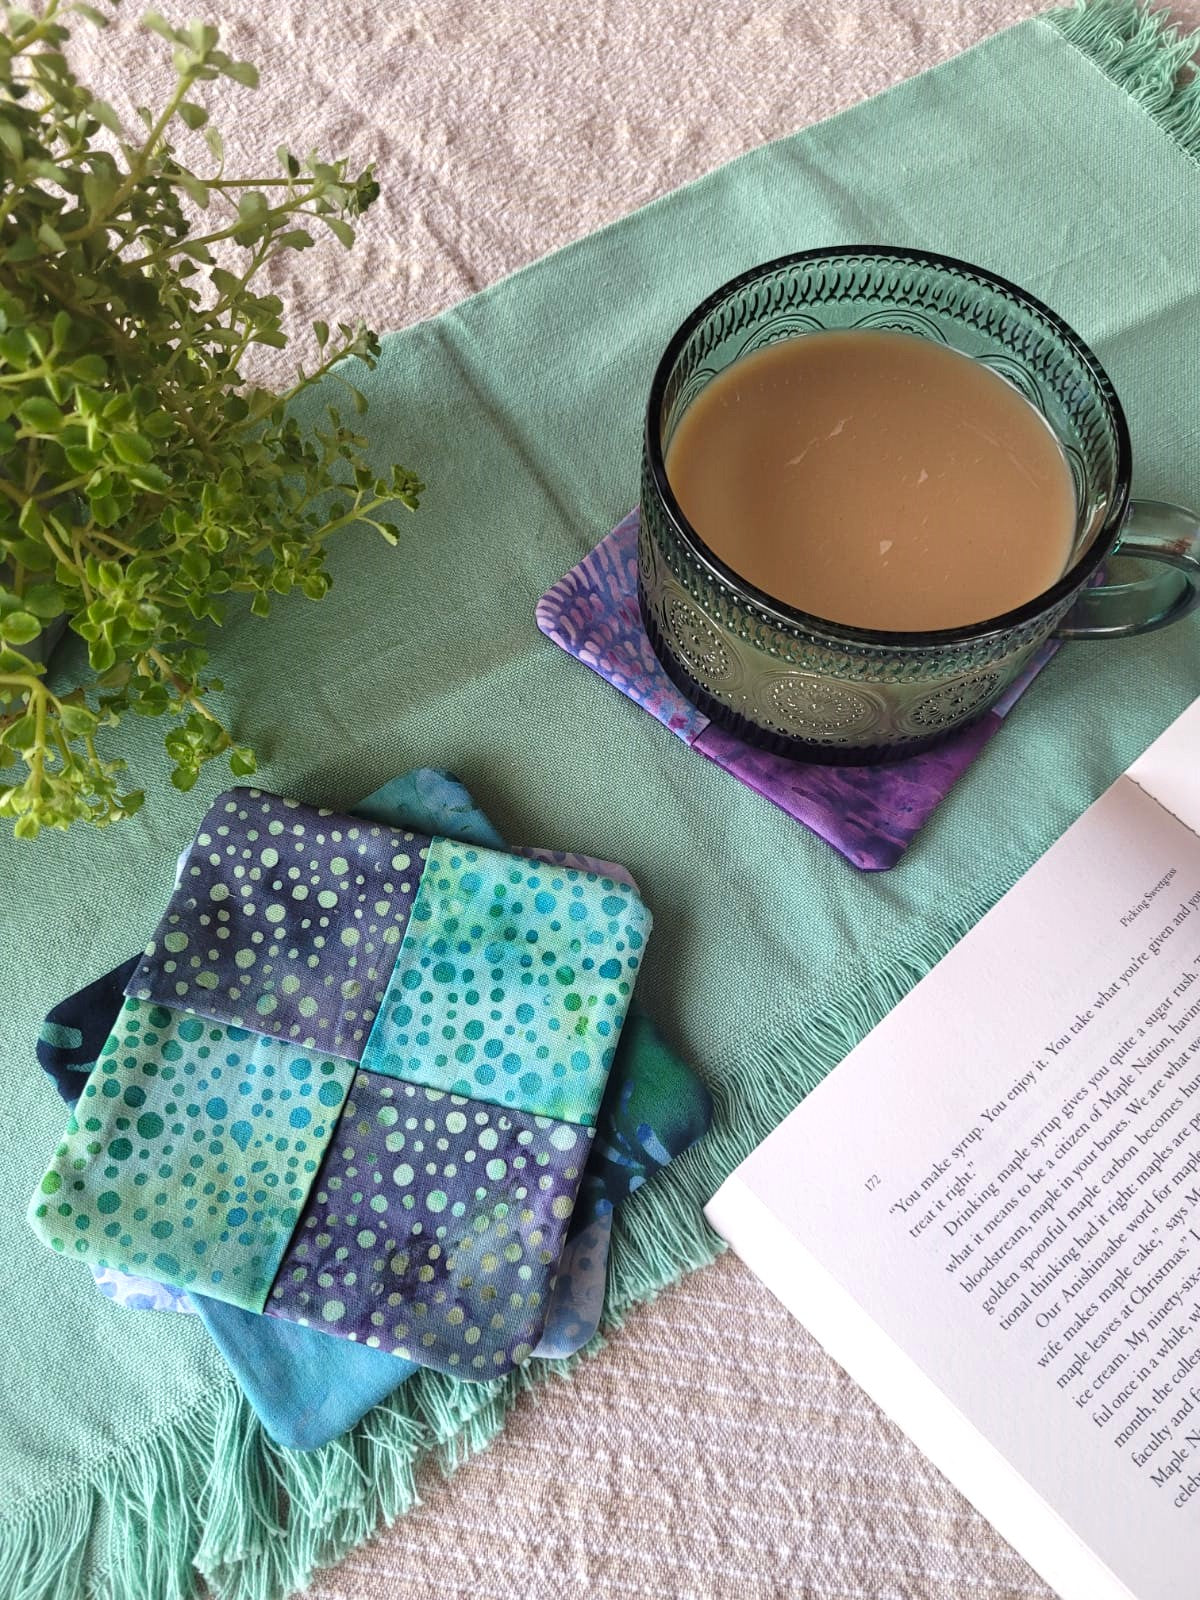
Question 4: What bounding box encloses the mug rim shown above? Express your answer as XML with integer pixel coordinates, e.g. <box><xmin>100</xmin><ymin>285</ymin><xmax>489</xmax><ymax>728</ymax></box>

<box><xmin>643</xmin><ymin>244</ymin><xmax>1134</xmax><ymax>648</ymax></box>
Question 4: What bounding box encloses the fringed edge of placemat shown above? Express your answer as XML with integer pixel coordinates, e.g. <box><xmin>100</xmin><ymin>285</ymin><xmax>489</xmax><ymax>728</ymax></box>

<box><xmin>1050</xmin><ymin>0</ymin><xmax>1200</xmax><ymax>164</ymax></box>
<box><xmin>3</xmin><ymin>3</ymin><xmax>1198</xmax><ymax>1597</ymax></box>
<box><xmin>0</xmin><ymin>885</ymin><xmax>1003</xmax><ymax>1600</ymax></box>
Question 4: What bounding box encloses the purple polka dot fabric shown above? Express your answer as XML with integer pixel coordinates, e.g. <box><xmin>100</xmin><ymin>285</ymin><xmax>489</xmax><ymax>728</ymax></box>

<box><xmin>266</xmin><ymin>1071</ymin><xmax>592</xmax><ymax>1375</ymax></box>
<box><xmin>127</xmin><ymin>791</ymin><xmax>430</xmax><ymax>1059</ymax></box>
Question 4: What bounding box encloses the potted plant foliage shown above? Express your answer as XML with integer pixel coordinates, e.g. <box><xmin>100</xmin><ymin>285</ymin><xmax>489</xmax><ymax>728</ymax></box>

<box><xmin>0</xmin><ymin>3</ymin><xmax>421</xmax><ymax>837</ymax></box>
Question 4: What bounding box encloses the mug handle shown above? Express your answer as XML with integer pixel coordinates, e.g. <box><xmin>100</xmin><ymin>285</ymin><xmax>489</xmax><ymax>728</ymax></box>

<box><xmin>1057</xmin><ymin>500</ymin><xmax>1200</xmax><ymax>639</ymax></box>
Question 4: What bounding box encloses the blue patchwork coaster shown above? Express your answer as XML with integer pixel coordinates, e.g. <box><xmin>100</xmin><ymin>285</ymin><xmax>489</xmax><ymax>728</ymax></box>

<box><xmin>30</xmin><ymin>788</ymin><xmax>654</xmax><ymax>1377</ymax></box>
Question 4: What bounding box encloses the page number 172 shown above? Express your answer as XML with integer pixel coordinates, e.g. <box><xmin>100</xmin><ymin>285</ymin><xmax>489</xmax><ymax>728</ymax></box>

<box><xmin>864</xmin><ymin>1174</ymin><xmax>881</xmax><ymax>1192</ymax></box>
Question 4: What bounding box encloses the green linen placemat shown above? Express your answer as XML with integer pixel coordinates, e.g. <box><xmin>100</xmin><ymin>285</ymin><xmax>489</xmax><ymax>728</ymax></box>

<box><xmin>4</xmin><ymin>4</ymin><xmax>1200</xmax><ymax>1597</ymax></box>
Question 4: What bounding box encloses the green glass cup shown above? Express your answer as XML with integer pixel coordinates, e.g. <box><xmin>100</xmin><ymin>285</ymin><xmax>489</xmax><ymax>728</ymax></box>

<box><xmin>638</xmin><ymin>247</ymin><xmax>1200</xmax><ymax>763</ymax></box>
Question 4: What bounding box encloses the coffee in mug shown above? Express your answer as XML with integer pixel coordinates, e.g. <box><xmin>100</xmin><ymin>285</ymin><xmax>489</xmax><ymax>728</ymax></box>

<box><xmin>664</xmin><ymin>328</ymin><xmax>1076</xmax><ymax>633</ymax></box>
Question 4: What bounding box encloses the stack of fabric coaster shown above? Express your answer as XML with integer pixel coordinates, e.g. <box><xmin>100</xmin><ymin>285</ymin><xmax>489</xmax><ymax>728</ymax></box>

<box><xmin>29</xmin><ymin>771</ymin><xmax>711</xmax><ymax>1448</ymax></box>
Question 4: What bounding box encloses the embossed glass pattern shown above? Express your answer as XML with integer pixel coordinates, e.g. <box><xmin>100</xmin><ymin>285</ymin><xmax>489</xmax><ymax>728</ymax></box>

<box><xmin>638</xmin><ymin>247</ymin><xmax>1135</xmax><ymax>762</ymax></box>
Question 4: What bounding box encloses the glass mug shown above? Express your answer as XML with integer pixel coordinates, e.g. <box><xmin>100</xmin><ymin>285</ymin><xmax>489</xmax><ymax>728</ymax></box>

<box><xmin>638</xmin><ymin>247</ymin><xmax>1200</xmax><ymax>764</ymax></box>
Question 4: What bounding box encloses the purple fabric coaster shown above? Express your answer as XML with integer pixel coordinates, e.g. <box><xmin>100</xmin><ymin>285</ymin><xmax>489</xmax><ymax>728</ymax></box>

<box><xmin>535</xmin><ymin>511</ymin><xmax>1056</xmax><ymax>871</ymax></box>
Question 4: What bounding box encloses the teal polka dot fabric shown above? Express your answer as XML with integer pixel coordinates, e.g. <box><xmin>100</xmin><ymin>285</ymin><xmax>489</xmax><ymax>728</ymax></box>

<box><xmin>361</xmin><ymin>839</ymin><xmax>651</xmax><ymax>1125</ymax></box>
<box><xmin>27</xmin><ymin>997</ymin><xmax>355</xmax><ymax>1310</ymax></box>
<box><xmin>265</xmin><ymin>1072</ymin><xmax>592</xmax><ymax>1373</ymax></box>
<box><xmin>127</xmin><ymin>790</ymin><xmax>430</xmax><ymax>1060</ymax></box>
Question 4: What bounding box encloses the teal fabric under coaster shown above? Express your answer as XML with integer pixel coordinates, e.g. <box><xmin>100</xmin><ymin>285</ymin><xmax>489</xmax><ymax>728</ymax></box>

<box><xmin>27</xmin><ymin>997</ymin><xmax>355</xmax><ymax>1310</ymax></box>
<box><xmin>361</xmin><ymin>839</ymin><xmax>651</xmax><ymax>1125</ymax></box>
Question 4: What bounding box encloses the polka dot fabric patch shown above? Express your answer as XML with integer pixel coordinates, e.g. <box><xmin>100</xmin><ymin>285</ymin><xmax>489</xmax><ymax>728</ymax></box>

<box><xmin>30</xmin><ymin>788</ymin><xmax>655</xmax><ymax>1372</ymax></box>
<box><xmin>264</xmin><ymin>1071</ymin><xmax>593</xmax><ymax>1376</ymax></box>
<box><xmin>126</xmin><ymin>789</ymin><xmax>430</xmax><ymax>1061</ymax></box>
<box><xmin>361</xmin><ymin>838</ymin><xmax>652</xmax><ymax>1126</ymax></box>
<box><xmin>27</xmin><ymin>997</ymin><xmax>355</xmax><ymax>1310</ymax></box>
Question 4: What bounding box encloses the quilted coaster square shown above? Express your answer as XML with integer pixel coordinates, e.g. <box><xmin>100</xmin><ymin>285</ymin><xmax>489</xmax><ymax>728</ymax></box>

<box><xmin>127</xmin><ymin>790</ymin><xmax>430</xmax><ymax>1059</ymax></box>
<box><xmin>27</xmin><ymin>996</ymin><xmax>354</xmax><ymax>1310</ymax></box>
<box><xmin>265</xmin><ymin>1070</ymin><xmax>592</xmax><ymax>1377</ymax></box>
<box><xmin>362</xmin><ymin>838</ymin><xmax>651</xmax><ymax>1125</ymax></box>
<box><xmin>31</xmin><ymin>784</ymin><xmax>654</xmax><ymax>1379</ymax></box>
<box><xmin>535</xmin><ymin>512</ymin><xmax>1059</xmax><ymax>871</ymax></box>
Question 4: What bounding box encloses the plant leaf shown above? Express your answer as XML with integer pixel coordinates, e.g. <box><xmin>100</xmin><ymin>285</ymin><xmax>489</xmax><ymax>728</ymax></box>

<box><xmin>124</xmin><ymin>462</ymin><xmax>171</xmax><ymax>493</ymax></box>
<box><xmin>237</xmin><ymin>191</ymin><xmax>269</xmax><ymax>225</ymax></box>
<box><xmin>222</xmin><ymin>59</ymin><xmax>259</xmax><ymax>88</ymax></box>
<box><xmin>0</xmin><ymin>610</ymin><xmax>42</xmax><ymax>644</ymax></box>
<box><xmin>22</xmin><ymin>582</ymin><xmax>68</xmax><ymax>619</ymax></box>
<box><xmin>69</xmin><ymin>353</ymin><xmax>107</xmax><ymax>384</ymax></box>
<box><xmin>16</xmin><ymin>397</ymin><xmax>62</xmax><ymax>433</ymax></box>
<box><xmin>89</xmin><ymin>637</ymin><xmax>116</xmax><ymax>672</ymax></box>
<box><xmin>59</xmin><ymin>703</ymin><xmax>98</xmax><ymax>736</ymax></box>
<box><xmin>87</xmin><ymin>100</ymin><xmax>120</xmax><ymax>132</ymax></box>
<box><xmin>0</xmin><ymin>714</ymin><xmax>37</xmax><ymax>752</ymax></box>
<box><xmin>17</xmin><ymin>498</ymin><xmax>45</xmax><ymax>539</ymax></box>
<box><xmin>110</xmin><ymin>432</ymin><xmax>154</xmax><ymax>465</ymax></box>
<box><xmin>142</xmin><ymin>13</ymin><xmax>181</xmax><ymax>43</ymax></box>
<box><xmin>175</xmin><ymin>171</ymin><xmax>209</xmax><ymax>206</ymax></box>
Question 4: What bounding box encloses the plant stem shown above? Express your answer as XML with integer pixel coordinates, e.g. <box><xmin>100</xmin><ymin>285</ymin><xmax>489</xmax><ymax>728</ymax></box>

<box><xmin>278</xmin><ymin>342</ymin><xmax>357</xmax><ymax>404</ymax></box>
<box><xmin>128</xmin><ymin>197</ymin><xmax>341</xmax><ymax>270</ymax></box>
<box><xmin>65</xmin><ymin>73</ymin><xmax>196</xmax><ymax>241</ymax></box>
<box><xmin>28</xmin><ymin>685</ymin><xmax>45</xmax><ymax>795</ymax></box>
<box><xmin>87</xmin><ymin>529</ymin><xmax>139</xmax><ymax>557</ymax></box>
<box><xmin>38</xmin><ymin>521</ymin><xmax>73</xmax><ymax>569</ymax></box>
<box><xmin>0</xmin><ymin>673</ymin><xmax>51</xmax><ymax>700</ymax></box>
<box><xmin>32</xmin><ymin>471</ymin><xmax>90</xmax><ymax>499</ymax></box>
<box><xmin>0</xmin><ymin>362</ymin><xmax>52</xmax><ymax>386</ymax></box>
<box><xmin>145</xmin><ymin>646</ymin><xmax>224</xmax><ymax>726</ymax></box>
<box><xmin>4</xmin><ymin>0</ymin><xmax>61</xmax><ymax>61</ymax></box>
<box><xmin>205</xmin><ymin>177</ymin><xmax>298</xmax><ymax>189</ymax></box>
<box><xmin>128</xmin><ymin>215</ymin><xmax>263</xmax><ymax>269</ymax></box>
<box><xmin>166</xmin><ymin>239</ymin><xmax>272</xmax><ymax>380</ymax></box>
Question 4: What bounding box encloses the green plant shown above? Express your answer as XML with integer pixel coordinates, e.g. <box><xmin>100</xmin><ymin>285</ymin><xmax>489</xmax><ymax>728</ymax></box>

<box><xmin>0</xmin><ymin>1</ymin><xmax>421</xmax><ymax>837</ymax></box>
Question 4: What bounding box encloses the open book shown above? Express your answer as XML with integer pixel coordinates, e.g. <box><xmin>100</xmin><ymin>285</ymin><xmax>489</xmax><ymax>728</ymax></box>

<box><xmin>706</xmin><ymin>699</ymin><xmax>1200</xmax><ymax>1600</ymax></box>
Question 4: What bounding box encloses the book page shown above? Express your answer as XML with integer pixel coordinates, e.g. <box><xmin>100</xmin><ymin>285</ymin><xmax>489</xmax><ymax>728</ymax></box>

<box><xmin>1128</xmin><ymin>694</ymin><xmax>1200</xmax><ymax>837</ymax></box>
<box><xmin>709</xmin><ymin>773</ymin><xmax>1200</xmax><ymax>1600</ymax></box>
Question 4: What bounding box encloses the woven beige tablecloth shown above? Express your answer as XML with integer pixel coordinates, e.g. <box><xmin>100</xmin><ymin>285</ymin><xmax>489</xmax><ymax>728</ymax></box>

<box><xmin>63</xmin><ymin>4</ymin><xmax>1199</xmax><ymax>1596</ymax></box>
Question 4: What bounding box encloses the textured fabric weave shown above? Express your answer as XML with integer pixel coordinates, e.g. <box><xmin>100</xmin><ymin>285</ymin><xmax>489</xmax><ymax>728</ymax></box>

<box><xmin>4</xmin><ymin>8</ymin><xmax>1200</xmax><ymax>1598</ymax></box>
